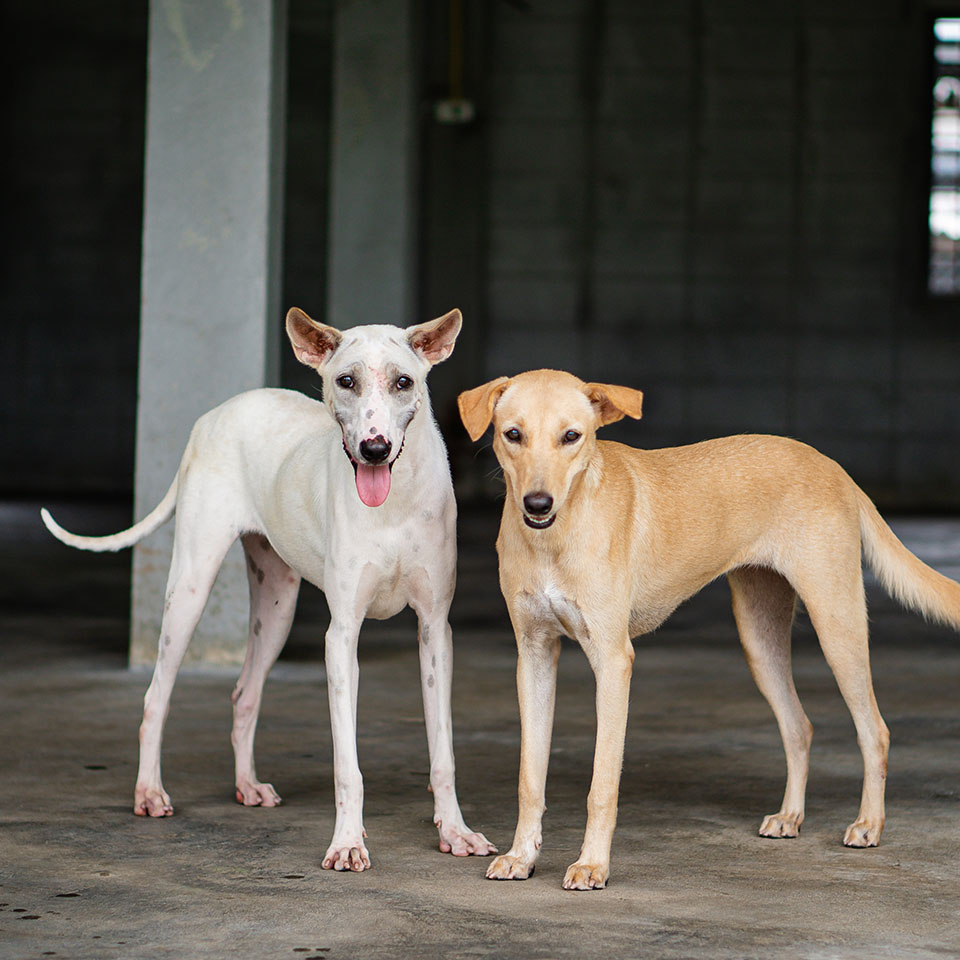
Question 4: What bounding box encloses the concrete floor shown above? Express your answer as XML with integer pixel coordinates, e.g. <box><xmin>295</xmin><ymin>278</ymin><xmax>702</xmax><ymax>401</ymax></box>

<box><xmin>2</xmin><ymin>500</ymin><xmax>960</xmax><ymax>959</ymax></box>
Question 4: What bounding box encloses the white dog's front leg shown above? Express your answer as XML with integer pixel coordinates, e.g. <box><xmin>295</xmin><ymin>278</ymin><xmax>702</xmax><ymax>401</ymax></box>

<box><xmin>418</xmin><ymin>615</ymin><xmax>497</xmax><ymax>858</ymax></box>
<box><xmin>323</xmin><ymin>616</ymin><xmax>370</xmax><ymax>871</ymax></box>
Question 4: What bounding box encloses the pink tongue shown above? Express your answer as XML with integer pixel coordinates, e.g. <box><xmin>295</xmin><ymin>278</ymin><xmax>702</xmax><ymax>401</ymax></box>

<box><xmin>356</xmin><ymin>463</ymin><xmax>391</xmax><ymax>507</ymax></box>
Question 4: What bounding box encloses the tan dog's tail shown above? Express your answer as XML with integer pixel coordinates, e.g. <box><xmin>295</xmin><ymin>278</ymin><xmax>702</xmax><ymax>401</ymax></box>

<box><xmin>857</xmin><ymin>486</ymin><xmax>960</xmax><ymax>630</ymax></box>
<box><xmin>40</xmin><ymin>476</ymin><xmax>178</xmax><ymax>553</ymax></box>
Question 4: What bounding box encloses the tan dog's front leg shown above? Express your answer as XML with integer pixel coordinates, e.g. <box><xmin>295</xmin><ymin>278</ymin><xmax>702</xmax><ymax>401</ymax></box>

<box><xmin>487</xmin><ymin>632</ymin><xmax>561</xmax><ymax>881</ymax></box>
<box><xmin>563</xmin><ymin>642</ymin><xmax>634</xmax><ymax>891</ymax></box>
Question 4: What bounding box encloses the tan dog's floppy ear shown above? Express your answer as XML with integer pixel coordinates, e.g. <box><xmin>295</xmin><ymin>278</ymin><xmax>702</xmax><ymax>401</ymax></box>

<box><xmin>406</xmin><ymin>308</ymin><xmax>462</xmax><ymax>365</ymax></box>
<box><xmin>583</xmin><ymin>382</ymin><xmax>644</xmax><ymax>426</ymax></box>
<box><xmin>458</xmin><ymin>377</ymin><xmax>511</xmax><ymax>442</ymax></box>
<box><xmin>286</xmin><ymin>307</ymin><xmax>343</xmax><ymax>368</ymax></box>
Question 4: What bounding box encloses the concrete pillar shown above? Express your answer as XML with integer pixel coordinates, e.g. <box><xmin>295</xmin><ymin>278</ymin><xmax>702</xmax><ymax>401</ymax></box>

<box><xmin>327</xmin><ymin>0</ymin><xmax>417</xmax><ymax>330</ymax></box>
<box><xmin>131</xmin><ymin>0</ymin><xmax>287</xmax><ymax>666</ymax></box>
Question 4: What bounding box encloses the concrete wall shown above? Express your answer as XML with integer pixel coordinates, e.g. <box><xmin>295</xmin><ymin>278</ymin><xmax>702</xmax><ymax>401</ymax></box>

<box><xmin>479</xmin><ymin>0</ymin><xmax>960</xmax><ymax>506</ymax></box>
<box><xmin>0</xmin><ymin>0</ymin><xmax>333</xmax><ymax>495</ymax></box>
<box><xmin>130</xmin><ymin>0</ymin><xmax>288</xmax><ymax>666</ymax></box>
<box><xmin>326</xmin><ymin>0</ymin><xmax>418</xmax><ymax>332</ymax></box>
<box><xmin>281</xmin><ymin>1</ymin><xmax>335</xmax><ymax>396</ymax></box>
<box><xmin>1</xmin><ymin>3</ymin><xmax>146</xmax><ymax>495</ymax></box>
<box><xmin>3</xmin><ymin>0</ymin><xmax>958</xmax><ymax>509</ymax></box>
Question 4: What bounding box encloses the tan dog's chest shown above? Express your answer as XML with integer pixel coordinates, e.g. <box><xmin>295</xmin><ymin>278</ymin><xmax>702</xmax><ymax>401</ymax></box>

<box><xmin>512</xmin><ymin>579</ymin><xmax>591</xmax><ymax>642</ymax></box>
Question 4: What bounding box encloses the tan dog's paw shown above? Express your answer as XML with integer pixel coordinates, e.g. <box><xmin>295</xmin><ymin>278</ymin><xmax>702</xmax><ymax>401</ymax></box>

<box><xmin>759</xmin><ymin>811</ymin><xmax>803</xmax><ymax>838</ymax></box>
<box><xmin>322</xmin><ymin>840</ymin><xmax>371</xmax><ymax>872</ymax></box>
<box><xmin>561</xmin><ymin>861</ymin><xmax>608</xmax><ymax>890</ymax></box>
<box><xmin>843</xmin><ymin>818</ymin><xmax>883</xmax><ymax>848</ymax></box>
<box><xmin>235</xmin><ymin>779</ymin><xmax>282</xmax><ymax>807</ymax></box>
<box><xmin>486</xmin><ymin>853</ymin><xmax>535</xmax><ymax>880</ymax></box>
<box><xmin>134</xmin><ymin>784</ymin><xmax>173</xmax><ymax>817</ymax></box>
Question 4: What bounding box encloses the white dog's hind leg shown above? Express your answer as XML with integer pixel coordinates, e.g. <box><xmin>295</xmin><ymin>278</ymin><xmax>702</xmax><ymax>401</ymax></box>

<box><xmin>417</xmin><ymin>615</ymin><xmax>497</xmax><ymax>857</ymax></box>
<box><xmin>322</xmin><ymin>612</ymin><xmax>370</xmax><ymax>871</ymax></box>
<box><xmin>135</xmin><ymin>522</ymin><xmax>236</xmax><ymax>817</ymax></box>
<box><xmin>231</xmin><ymin>533</ymin><xmax>301</xmax><ymax>807</ymax></box>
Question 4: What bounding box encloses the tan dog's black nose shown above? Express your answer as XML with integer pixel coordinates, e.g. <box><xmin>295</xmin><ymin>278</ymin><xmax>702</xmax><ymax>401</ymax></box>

<box><xmin>523</xmin><ymin>492</ymin><xmax>553</xmax><ymax>516</ymax></box>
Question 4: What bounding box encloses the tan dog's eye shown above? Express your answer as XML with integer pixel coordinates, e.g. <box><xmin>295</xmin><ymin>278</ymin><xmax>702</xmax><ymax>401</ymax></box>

<box><xmin>562</xmin><ymin>430</ymin><xmax>581</xmax><ymax>444</ymax></box>
<box><xmin>504</xmin><ymin>428</ymin><xmax>522</xmax><ymax>443</ymax></box>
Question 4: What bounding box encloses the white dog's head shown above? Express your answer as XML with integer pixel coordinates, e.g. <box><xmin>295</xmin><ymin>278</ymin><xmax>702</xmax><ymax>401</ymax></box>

<box><xmin>286</xmin><ymin>307</ymin><xmax>461</xmax><ymax>507</ymax></box>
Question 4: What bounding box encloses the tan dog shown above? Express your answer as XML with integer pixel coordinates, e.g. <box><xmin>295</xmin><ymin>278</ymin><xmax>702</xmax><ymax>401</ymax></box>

<box><xmin>459</xmin><ymin>368</ymin><xmax>960</xmax><ymax>890</ymax></box>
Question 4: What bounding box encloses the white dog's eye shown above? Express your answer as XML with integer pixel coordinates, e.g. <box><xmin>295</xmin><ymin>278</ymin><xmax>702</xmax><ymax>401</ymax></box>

<box><xmin>504</xmin><ymin>428</ymin><xmax>522</xmax><ymax>443</ymax></box>
<box><xmin>562</xmin><ymin>430</ymin><xmax>581</xmax><ymax>444</ymax></box>
<box><xmin>396</xmin><ymin>375</ymin><xmax>413</xmax><ymax>390</ymax></box>
<box><xmin>336</xmin><ymin>375</ymin><xmax>355</xmax><ymax>390</ymax></box>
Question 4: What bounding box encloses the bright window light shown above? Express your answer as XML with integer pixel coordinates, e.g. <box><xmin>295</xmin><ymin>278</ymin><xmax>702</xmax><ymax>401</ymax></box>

<box><xmin>929</xmin><ymin>18</ymin><xmax>960</xmax><ymax>294</ymax></box>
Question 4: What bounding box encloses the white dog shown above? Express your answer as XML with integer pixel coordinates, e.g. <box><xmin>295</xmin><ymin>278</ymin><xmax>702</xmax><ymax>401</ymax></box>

<box><xmin>42</xmin><ymin>307</ymin><xmax>495</xmax><ymax>871</ymax></box>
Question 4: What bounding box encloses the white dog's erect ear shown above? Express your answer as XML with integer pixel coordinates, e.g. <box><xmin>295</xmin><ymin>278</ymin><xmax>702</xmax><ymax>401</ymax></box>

<box><xmin>458</xmin><ymin>376</ymin><xmax>511</xmax><ymax>442</ymax></box>
<box><xmin>286</xmin><ymin>307</ymin><xmax>343</xmax><ymax>368</ymax></box>
<box><xmin>583</xmin><ymin>382</ymin><xmax>644</xmax><ymax>427</ymax></box>
<box><xmin>407</xmin><ymin>308</ymin><xmax>462</xmax><ymax>365</ymax></box>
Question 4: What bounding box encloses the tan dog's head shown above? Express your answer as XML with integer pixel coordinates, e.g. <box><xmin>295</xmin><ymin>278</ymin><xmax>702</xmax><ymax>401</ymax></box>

<box><xmin>458</xmin><ymin>369</ymin><xmax>643</xmax><ymax>530</ymax></box>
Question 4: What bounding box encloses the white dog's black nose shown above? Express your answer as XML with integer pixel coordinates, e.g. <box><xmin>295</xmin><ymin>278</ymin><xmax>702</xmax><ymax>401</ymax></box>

<box><xmin>360</xmin><ymin>436</ymin><xmax>392</xmax><ymax>463</ymax></box>
<box><xmin>523</xmin><ymin>492</ymin><xmax>554</xmax><ymax>516</ymax></box>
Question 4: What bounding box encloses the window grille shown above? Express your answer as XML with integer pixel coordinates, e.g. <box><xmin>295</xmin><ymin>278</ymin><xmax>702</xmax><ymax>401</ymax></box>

<box><xmin>929</xmin><ymin>17</ymin><xmax>960</xmax><ymax>295</ymax></box>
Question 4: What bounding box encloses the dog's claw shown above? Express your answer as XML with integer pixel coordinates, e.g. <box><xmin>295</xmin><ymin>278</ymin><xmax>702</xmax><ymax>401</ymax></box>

<box><xmin>322</xmin><ymin>840</ymin><xmax>372</xmax><ymax>872</ymax></box>
<box><xmin>437</xmin><ymin>820</ymin><xmax>498</xmax><ymax>857</ymax></box>
<box><xmin>759</xmin><ymin>811</ymin><xmax>802</xmax><ymax>838</ymax></box>
<box><xmin>843</xmin><ymin>818</ymin><xmax>882</xmax><ymax>847</ymax></box>
<box><xmin>486</xmin><ymin>853</ymin><xmax>534</xmax><ymax>880</ymax></box>
<box><xmin>561</xmin><ymin>861</ymin><xmax>609</xmax><ymax>891</ymax></box>
<box><xmin>133</xmin><ymin>785</ymin><xmax>174</xmax><ymax>817</ymax></box>
<box><xmin>235</xmin><ymin>780</ymin><xmax>282</xmax><ymax>807</ymax></box>
<box><xmin>441</xmin><ymin>832</ymin><xmax>498</xmax><ymax>857</ymax></box>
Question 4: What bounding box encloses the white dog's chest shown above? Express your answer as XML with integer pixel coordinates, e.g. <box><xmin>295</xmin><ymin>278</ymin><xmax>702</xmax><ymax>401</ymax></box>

<box><xmin>321</xmin><ymin>507</ymin><xmax>453</xmax><ymax>621</ymax></box>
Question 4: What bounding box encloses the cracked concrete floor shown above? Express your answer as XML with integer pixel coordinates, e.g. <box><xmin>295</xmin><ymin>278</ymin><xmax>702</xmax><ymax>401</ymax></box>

<box><xmin>2</xmin><ymin>501</ymin><xmax>960</xmax><ymax>959</ymax></box>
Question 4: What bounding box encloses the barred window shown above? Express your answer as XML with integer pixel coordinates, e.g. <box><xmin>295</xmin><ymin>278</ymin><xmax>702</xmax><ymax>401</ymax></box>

<box><xmin>929</xmin><ymin>18</ymin><xmax>960</xmax><ymax>295</ymax></box>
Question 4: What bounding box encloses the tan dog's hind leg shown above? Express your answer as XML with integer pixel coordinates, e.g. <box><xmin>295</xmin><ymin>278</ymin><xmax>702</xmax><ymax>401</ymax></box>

<box><xmin>562</xmin><ymin>640</ymin><xmax>635</xmax><ymax>891</ymax></box>
<box><xmin>797</xmin><ymin>562</ymin><xmax>890</xmax><ymax>847</ymax></box>
<box><xmin>487</xmin><ymin>633</ymin><xmax>561</xmax><ymax>881</ymax></box>
<box><xmin>728</xmin><ymin>567</ymin><xmax>812</xmax><ymax>838</ymax></box>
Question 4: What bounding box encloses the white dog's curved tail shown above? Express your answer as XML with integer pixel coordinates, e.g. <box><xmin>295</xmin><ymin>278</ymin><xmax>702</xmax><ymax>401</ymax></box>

<box><xmin>41</xmin><ymin>477</ymin><xmax>178</xmax><ymax>553</ymax></box>
<box><xmin>857</xmin><ymin>486</ymin><xmax>960</xmax><ymax>631</ymax></box>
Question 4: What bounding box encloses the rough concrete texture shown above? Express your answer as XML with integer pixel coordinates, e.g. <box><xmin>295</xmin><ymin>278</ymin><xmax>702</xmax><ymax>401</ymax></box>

<box><xmin>3</xmin><ymin>501</ymin><xmax>960</xmax><ymax>959</ymax></box>
<box><xmin>132</xmin><ymin>0</ymin><xmax>287</xmax><ymax>666</ymax></box>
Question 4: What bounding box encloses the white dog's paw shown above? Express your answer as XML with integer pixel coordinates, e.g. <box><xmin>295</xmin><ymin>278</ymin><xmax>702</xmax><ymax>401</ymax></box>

<box><xmin>322</xmin><ymin>839</ymin><xmax>371</xmax><ymax>872</ymax></box>
<box><xmin>843</xmin><ymin>817</ymin><xmax>883</xmax><ymax>848</ymax></box>
<box><xmin>759</xmin><ymin>810</ymin><xmax>803</xmax><ymax>838</ymax></box>
<box><xmin>561</xmin><ymin>860</ymin><xmax>608</xmax><ymax>891</ymax></box>
<box><xmin>437</xmin><ymin>819</ymin><xmax>498</xmax><ymax>857</ymax></box>
<box><xmin>235</xmin><ymin>779</ymin><xmax>282</xmax><ymax>807</ymax></box>
<box><xmin>134</xmin><ymin>783</ymin><xmax>174</xmax><ymax>818</ymax></box>
<box><xmin>486</xmin><ymin>852</ymin><xmax>535</xmax><ymax>880</ymax></box>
